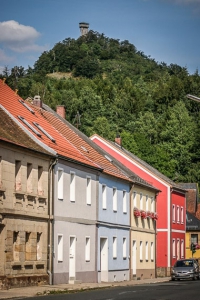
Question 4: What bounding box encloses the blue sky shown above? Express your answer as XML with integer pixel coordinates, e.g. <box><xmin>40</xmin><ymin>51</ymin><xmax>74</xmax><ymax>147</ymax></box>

<box><xmin>1</xmin><ymin>0</ymin><xmax>200</xmax><ymax>75</ymax></box>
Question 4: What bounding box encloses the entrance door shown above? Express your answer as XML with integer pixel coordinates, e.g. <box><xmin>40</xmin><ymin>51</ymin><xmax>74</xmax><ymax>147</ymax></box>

<box><xmin>100</xmin><ymin>238</ymin><xmax>108</xmax><ymax>282</ymax></box>
<box><xmin>132</xmin><ymin>240</ymin><xmax>136</xmax><ymax>276</ymax></box>
<box><xmin>69</xmin><ymin>236</ymin><xmax>76</xmax><ymax>279</ymax></box>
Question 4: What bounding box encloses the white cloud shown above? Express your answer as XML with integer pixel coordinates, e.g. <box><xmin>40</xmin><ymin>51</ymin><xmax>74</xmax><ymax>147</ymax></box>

<box><xmin>0</xmin><ymin>20</ymin><xmax>45</xmax><ymax>53</ymax></box>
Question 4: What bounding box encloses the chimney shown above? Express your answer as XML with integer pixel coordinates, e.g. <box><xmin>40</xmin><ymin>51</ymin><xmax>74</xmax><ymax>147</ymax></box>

<box><xmin>33</xmin><ymin>95</ymin><xmax>42</xmax><ymax>108</ymax></box>
<box><xmin>115</xmin><ymin>134</ymin><xmax>121</xmax><ymax>146</ymax></box>
<box><xmin>56</xmin><ymin>105</ymin><xmax>66</xmax><ymax>119</ymax></box>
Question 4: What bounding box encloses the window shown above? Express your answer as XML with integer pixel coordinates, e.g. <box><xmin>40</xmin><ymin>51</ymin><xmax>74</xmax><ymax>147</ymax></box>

<box><xmin>181</xmin><ymin>207</ymin><xmax>184</xmax><ymax>224</ymax></box>
<box><xmin>146</xmin><ymin>195</ymin><xmax>148</xmax><ymax>211</ymax></box>
<box><xmin>70</xmin><ymin>172</ymin><xmax>75</xmax><ymax>202</ymax></box>
<box><xmin>151</xmin><ymin>197</ymin><xmax>154</xmax><ymax>212</ymax></box>
<box><xmin>113</xmin><ymin>237</ymin><xmax>117</xmax><ymax>258</ymax></box>
<box><xmin>172</xmin><ymin>239</ymin><xmax>176</xmax><ymax>258</ymax></box>
<box><xmin>15</xmin><ymin>160</ymin><xmax>21</xmax><ymax>191</ymax></box>
<box><xmin>140</xmin><ymin>193</ymin><xmax>143</xmax><ymax>210</ymax></box>
<box><xmin>177</xmin><ymin>239</ymin><xmax>180</xmax><ymax>260</ymax></box>
<box><xmin>33</xmin><ymin>122</ymin><xmax>55</xmax><ymax>142</ymax></box>
<box><xmin>38</xmin><ymin>166</ymin><xmax>43</xmax><ymax>196</ymax></box>
<box><xmin>13</xmin><ymin>231</ymin><xmax>20</xmax><ymax>261</ymax></box>
<box><xmin>181</xmin><ymin>240</ymin><xmax>184</xmax><ymax>258</ymax></box>
<box><xmin>37</xmin><ymin>233</ymin><xmax>42</xmax><ymax>260</ymax></box>
<box><xmin>151</xmin><ymin>242</ymin><xmax>154</xmax><ymax>261</ymax></box>
<box><xmin>58</xmin><ymin>169</ymin><xmax>63</xmax><ymax>200</ymax></box>
<box><xmin>133</xmin><ymin>191</ymin><xmax>136</xmax><ymax>207</ymax></box>
<box><xmin>140</xmin><ymin>241</ymin><xmax>143</xmax><ymax>260</ymax></box>
<box><xmin>145</xmin><ymin>241</ymin><xmax>148</xmax><ymax>261</ymax></box>
<box><xmin>25</xmin><ymin>232</ymin><xmax>31</xmax><ymax>261</ymax></box>
<box><xmin>172</xmin><ymin>204</ymin><xmax>175</xmax><ymax>223</ymax></box>
<box><xmin>123</xmin><ymin>191</ymin><xmax>127</xmax><ymax>213</ymax></box>
<box><xmin>177</xmin><ymin>206</ymin><xmax>180</xmax><ymax>223</ymax></box>
<box><xmin>86</xmin><ymin>177</ymin><xmax>91</xmax><ymax>205</ymax></box>
<box><xmin>27</xmin><ymin>163</ymin><xmax>33</xmax><ymax>193</ymax></box>
<box><xmin>113</xmin><ymin>188</ymin><xmax>117</xmax><ymax>211</ymax></box>
<box><xmin>57</xmin><ymin>234</ymin><xmax>63</xmax><ymax>262</ymax></box>
<box><xmin>191</xmin><ymin>234</ymin><xmax>198</xmax><ymax>244</ymax></box>
<box><xmin>102</xmin><ymin>184</ymin><xmax>107</xmax><ymax>209</ymax></box>
<box><xmin>85</xmin><ymin>237</ymin><xmax>90</xmax><ymax>261</ymax></box>
<box><xmin>123</xmin><ymin>238</ymin><xmax>127</xmax><ymax>258</ymax></box>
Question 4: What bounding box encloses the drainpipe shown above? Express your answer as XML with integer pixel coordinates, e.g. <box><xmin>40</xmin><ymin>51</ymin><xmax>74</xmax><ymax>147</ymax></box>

<box><xmin>47</xmin><ymin>158</ymin><xmax>58</xmax><ymax>285</ymax></box>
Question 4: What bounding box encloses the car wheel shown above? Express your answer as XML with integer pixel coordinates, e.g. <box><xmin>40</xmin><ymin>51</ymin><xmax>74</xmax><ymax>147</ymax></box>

<box><xmin>192</xmin><ymin>276</ymin><xmax>195</xmax><ymax>280</ymax></box>
<box><xmin>172</xmin><ymin>278</ymin><xmax>175</xmax><ymax>281</ymax></box>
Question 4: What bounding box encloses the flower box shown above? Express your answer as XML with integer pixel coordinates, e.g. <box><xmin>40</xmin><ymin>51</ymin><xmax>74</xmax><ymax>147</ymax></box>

<box><xmin>140</xmin><ymin>210</ymin><xmax>147</xmax><ymax>219</ymax></box>
<box><xmin>133</xmin><ymin>207</ymin><xmax>141</xmax><ymax>217</ymax></box>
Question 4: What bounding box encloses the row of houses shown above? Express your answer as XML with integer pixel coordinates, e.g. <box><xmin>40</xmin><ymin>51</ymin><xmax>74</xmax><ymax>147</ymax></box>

<box><xmin>0</xmin><ymin>79</ymin><xmax>187</xmax><ymax>289</ymax></box>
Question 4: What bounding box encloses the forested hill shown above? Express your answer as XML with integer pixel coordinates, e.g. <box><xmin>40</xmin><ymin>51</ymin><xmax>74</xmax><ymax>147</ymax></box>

<box><xmin>2</xmin><ymin>30</ymin><xmax>200</xmax><ymax>185</ymax></box>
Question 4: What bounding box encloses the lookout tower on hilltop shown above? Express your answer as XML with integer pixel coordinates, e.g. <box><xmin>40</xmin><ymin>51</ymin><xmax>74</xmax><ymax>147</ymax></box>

<box><xmin>79</xmin><ymin>22</ymin><xmax>89</xmax><ymax>36</ymax></box>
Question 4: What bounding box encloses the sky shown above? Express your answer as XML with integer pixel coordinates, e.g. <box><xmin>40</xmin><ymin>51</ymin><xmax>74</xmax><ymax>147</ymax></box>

<box><xmin>0</xmin><ymin>0</ymin><xmax>200</xmax><ymax>75</ymax></box>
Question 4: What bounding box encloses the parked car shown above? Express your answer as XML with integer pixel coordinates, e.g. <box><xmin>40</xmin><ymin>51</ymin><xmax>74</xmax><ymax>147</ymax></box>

<box><xmin>171</xmin><ymin>259</ymin><xmax>200</xmax><ymax>281</ymax></box>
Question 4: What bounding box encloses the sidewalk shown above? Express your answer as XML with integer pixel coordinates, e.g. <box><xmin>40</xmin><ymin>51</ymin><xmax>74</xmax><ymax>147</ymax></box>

<box><xmin>0</xmin><ymin>277</ymin><xmax>170</xmax><ymax>299</ymax></box>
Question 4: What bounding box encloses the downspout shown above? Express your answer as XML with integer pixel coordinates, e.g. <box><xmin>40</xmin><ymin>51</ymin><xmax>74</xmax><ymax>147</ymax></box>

<box><xmin>129</xmin><ymin>182</ymin><xmax>135</xmax><ymax>280</ymax></box>
<box><xmin>155</xmin><ymin>192</ymin><xmax>158</xmax><ymax>278</ymax></box>
<box><xmin>47</xmin><ymin>157</ymin><xmax>58</xmax><ymax>285</ymax></box>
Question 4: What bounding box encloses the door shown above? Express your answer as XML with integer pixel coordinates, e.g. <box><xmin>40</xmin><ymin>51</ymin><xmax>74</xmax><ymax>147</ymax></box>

<box><xmin>100</xmin><ymin>238</ymin><xmax>108</xmax><ymax>282</ymax></box>
<box><xmin>69</xmin><ymin>236</ymin><xmax>76</xmax><ymax>279</ymax></box>
<box><xmin>132</xmin><ymin>240</ymin><xmax>136</xmax><ymax>276</ymax></box>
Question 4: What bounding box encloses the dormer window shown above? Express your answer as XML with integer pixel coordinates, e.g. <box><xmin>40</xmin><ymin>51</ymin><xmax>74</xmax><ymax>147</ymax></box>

<box><xmin>33</xmin><ymin>122</ymin><xmax>55</xmax><ymax>143</ymax></box>
<box><xmin>18</xmin><ymin>116</ymin><xmax>41</xmax><ymax>136</ymax></box>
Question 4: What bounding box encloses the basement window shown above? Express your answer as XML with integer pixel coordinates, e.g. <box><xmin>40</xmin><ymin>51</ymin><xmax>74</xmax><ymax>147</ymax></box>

<box><xmin>18</xmin><ymin>116</ymin><xmax>41</xmax><ymax>137</ymax></box>
<box><xmin>33</xmin><ymin>122</ymin><xmax>55</xmax><ymax>143</ymax></box>
<box><xmin>19</xmin><ymin>99</ymin><xmax>35</xmax><ymax>114</ymax></box>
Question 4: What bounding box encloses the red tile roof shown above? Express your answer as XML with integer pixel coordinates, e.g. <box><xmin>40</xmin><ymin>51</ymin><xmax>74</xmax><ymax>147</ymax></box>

<box><xmin>0</xmin><ymin>107</ymin><xmax>52</xmax><ymax>155</ymax></box>
<box><xmin>0</xmin><ymin>80</ymin><xmax>100</xmax><ymax>169</ymax></box>
<box><xmin>38</xmin><ymin>107</ymin><xmax>132</xmax><ymax>181</ymax></box>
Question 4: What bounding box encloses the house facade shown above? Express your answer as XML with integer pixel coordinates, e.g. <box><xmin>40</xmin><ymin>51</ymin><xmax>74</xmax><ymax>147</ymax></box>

<box><xmin>0</xmin><ymin>106</ymin><xmax>56</xmax><ymax>289</ymax></box>
<box><xmin>131</xmin><ymin>185</ymin><xmax>157</xmax><ymax>279</ymax></box>
<box><xmin>38</xmin><ymin>104</ymin><xmax>133</xmax><ymax>283</ymax></box>
<box><xmin>90</xmin><ymin>134</ymin><xmax>186</xmax><ymax>276</ymax></box>
<box><xmin>186</xmin><ymin>211</ymin><xmax>200</xmax><ymax>261</ymax></box>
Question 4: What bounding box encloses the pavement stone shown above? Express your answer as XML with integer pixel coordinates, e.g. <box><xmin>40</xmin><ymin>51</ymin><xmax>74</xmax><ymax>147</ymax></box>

<box><xmin>0</xmin><ymin>277</ymin><xmax>170</xmax><ymax>299</ymax></box>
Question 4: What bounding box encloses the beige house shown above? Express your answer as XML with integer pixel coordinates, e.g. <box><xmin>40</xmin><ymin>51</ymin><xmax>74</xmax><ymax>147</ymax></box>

<box><xmin>131</xmin><ymin>186</ymin><xmax>158</xmax><ymax>279</ymax></box>
<box><xmin>0</xmin><ymin>106</ymin><xmax>56</xmax><ymax>289</ymax></box>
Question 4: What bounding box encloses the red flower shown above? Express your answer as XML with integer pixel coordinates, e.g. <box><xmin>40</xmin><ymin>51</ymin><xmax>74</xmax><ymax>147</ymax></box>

<box><xmin>134</xmin><ymin>207</ymin><xmax>141</xmax><ymax>217</ymax></box>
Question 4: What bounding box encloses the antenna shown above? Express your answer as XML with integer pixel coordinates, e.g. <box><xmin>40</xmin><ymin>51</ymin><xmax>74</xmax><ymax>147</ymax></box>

<box><xmin>73</xmin><ymin>111</ymin><xmax>81</xmax><ymax>128</ymax></box>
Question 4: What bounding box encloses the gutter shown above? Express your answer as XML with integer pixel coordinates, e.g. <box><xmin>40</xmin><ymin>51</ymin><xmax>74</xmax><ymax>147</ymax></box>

<box><xmin>47</xmin><ymin>157</ymin><xmax>58</xmax><ymax>285</ymax></box>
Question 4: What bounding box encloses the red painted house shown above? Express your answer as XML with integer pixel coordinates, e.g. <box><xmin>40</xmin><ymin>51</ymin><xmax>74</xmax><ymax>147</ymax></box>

<box><xmin>91</xmin><ymin>134</ymin><xmax>186</xmax><ymax>276</ymax></box>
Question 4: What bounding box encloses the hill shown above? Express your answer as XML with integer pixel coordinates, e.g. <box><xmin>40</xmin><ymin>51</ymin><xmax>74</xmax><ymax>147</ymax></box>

<box><xmin>1</xmin><ymin>30</ymin><xmax>200</xmax><ymax>186</ymax></box>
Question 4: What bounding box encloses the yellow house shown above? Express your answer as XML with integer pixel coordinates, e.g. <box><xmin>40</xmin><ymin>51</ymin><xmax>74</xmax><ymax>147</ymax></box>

<box><xmin>186</xmin><ymin>211</ymin><xmax>200</xmax><ymax>262</ymax></box>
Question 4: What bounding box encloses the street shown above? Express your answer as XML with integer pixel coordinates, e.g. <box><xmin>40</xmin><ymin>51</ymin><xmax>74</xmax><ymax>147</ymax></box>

<box><xmin>20</xmin><ymin>280</ymin><xmax>200</xmax><ymax>300</ymax></box>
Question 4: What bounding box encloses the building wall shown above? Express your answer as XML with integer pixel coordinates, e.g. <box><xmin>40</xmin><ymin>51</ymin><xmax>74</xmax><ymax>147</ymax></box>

<box><xmin>130</xmin><ymin>186</ymin><xmax>156</xmax><ymax>279</ymax></box>
<box><xmin>97</xmin><ymin>174</ymin><xmax>130</xmax><ymax>282</ymax></box>
<box><xmin>0</xmin><ymin>144</ymin><xmax>50</xmax><ymax>289</ymax></box>
<box><xmin>53</xmin><ymin>221</ymin><xmax>97</xmax><ymax>284</ymax></box>
<box><xmin>185</xmin><ymin>232</ymin><xmax>200</xmax><ymax>261</ymax></box>
<box><xmin>91</xmin><ymin>136</ymin><xmax>185</xmax><ymax>274</ymax></box>
<box><xmin>97</xmin><ymin>225</ymin><xmax>130</xmax><ymax>282</ymax></box>
<box><xmin>53</xmin><ymin>161</ymin><xmax>98</xmax><ymax>284</ymax></box>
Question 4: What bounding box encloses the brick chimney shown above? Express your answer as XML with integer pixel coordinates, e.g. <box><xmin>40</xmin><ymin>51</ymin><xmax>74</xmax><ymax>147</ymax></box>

<box><xmin>56</xmin><ymin>105</ymin><xmax>66</xmax><ymax>119</ymax></box>
<box><xmin>115</xmin><ymin>134</ymin><xmax>121</xmax><ymax>146</ymax></box>
<box><xmin>33</xmin><ymin>95</ymin><xmax>42</xmax><ymax>108</ymax></box>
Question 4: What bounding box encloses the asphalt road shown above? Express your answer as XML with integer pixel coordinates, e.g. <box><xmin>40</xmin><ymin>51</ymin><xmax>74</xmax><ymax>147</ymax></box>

<box><xmin>20</xmin><ymin>280</ymin><xmax>200</xmax><ymax>300</ymax></box>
